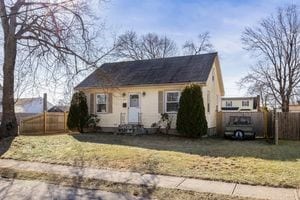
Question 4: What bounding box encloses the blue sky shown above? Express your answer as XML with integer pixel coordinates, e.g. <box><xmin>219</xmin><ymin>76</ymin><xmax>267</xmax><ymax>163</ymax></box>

<box><xmin>100</xmin><ymin>0</ymin><xmax>296</xmax><ymax>96</ymax></box>
<box><xmin>16</xmin><ymin>0</ymin><xmax>296</xmax><ymax>104</ymax></box>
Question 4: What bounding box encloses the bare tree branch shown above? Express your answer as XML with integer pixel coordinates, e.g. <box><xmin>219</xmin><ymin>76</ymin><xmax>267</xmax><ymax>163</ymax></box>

<box><xmin>0</xmin><ymin>0</ymin><xmax>114</xmax><ymax>137</ymax></box>
<box><xmin>114</xmin><ymin>31</ymin><xmax>177</xmax><ymax>60</ymax></box>
<box><xmin>183</xmin><ymin>32</ymin><xmax>214</xmax><ymax>55</ymax></box>
<box><xmin>241</xmin><ymin>4</ymin><xmax>300</xmax><ymax>112</ymax></box>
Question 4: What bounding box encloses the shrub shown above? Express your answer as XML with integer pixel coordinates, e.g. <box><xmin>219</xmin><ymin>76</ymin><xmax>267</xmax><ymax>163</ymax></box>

<box><xmin>176</xmin><ymin>84</ymin><xmax>207</xmax><ymax>137</ymax></box>
<box><xmin>87</xmin><ymin>114</ymin><xmax>100</xmax><ymax>130</ymax></box>
<box><xmin>67</xmin><ymin>91</ymin><xmax>89</xmax><ymax>133</ymax></box>
<box><xmin>152</xmin><ymin>113</ymin><xmax>173</xmax><ymax>134</ymax></box>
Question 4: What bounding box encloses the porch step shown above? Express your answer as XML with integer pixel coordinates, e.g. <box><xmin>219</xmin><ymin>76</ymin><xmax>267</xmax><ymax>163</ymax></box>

<box><xmin>117</xmin><ymin>124</ymin><xmax>147</xmax><ymax>135</ymax></box>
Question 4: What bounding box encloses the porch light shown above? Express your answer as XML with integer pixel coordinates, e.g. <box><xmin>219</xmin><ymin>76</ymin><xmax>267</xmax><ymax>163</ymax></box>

<box><xmin>122</xmin><ymin>92</ymin><xmax>126</xmax><ymax>97</ymax></box>
<box><xmin>142</xmin><ymin>91</ymin><xmax>146</xmax><ymax>96</ymax></box>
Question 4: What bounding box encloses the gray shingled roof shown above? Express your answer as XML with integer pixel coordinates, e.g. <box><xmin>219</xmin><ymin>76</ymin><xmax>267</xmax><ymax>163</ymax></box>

<box><xmin>76</xmin><ymin>52</ymin><xmax>217</xmax><ymax>88</ymax></box>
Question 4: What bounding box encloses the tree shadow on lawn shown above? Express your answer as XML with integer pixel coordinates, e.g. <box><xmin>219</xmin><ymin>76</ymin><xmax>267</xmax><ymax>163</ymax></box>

<box><xmin>72</xmin><ymin>133</ymin><xmax>300</xmax><ymax>161</ymax></box>
<box><xmin>0</xmin><ymin>137</ymin><xmax>157</xmax><ymax>200</ymax></box>
<box><xmin>0</xmin><ymin>137</ymin><xmax>15</xmax><ymax>157</ymax></box>
<box><xmin>65</xmin><ymin>137</ymin><xmax>158</xmax><ymax>199</ymax></box>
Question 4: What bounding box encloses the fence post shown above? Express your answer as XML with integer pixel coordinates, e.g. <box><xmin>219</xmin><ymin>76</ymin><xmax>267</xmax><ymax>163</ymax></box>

<box><xmin>274</xmin><ymin>111</ymin><xmax>279</xmax><ymax>145</ymax></box>
<box><xmin>44</xmin><ymin>111</ymin><xmax>47</xmax><ymax>134</ymax></box>
<box><xmin>263</xmin><ymin>111</ymin><xmax>267</xmax><ymax>138</ymax></box>
<box><xmin>19</xmin><ymin>121</ymin><xmax>22</xmax><ymax>135</ymax></box>
<box><xmin>64</xmin><ymin>112</ymin><xmax>67</xmax><ymax>133</ymax></box>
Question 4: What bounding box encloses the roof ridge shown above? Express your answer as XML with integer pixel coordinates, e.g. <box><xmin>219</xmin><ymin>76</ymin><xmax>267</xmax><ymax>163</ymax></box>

<box><xmin>103</xmin><ymin>52</ymin><xmax>218</xmax><ymax>66</ymax></box>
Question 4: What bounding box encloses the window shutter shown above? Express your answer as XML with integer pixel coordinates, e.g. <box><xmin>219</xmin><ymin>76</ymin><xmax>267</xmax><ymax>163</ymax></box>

<box><xmin>90</xmin><ymin>93</ymin><xmax>95</xmax><ymax>114</ymax></box>
<box><xmin>158</xmin><ymin>91</ymin><xmax>164</xmax><ymax>113</ymax></box>
<box><xmin>108</xmin><ymin>93</ymin><xmax>113</xmax><ymax>113</ymax></box>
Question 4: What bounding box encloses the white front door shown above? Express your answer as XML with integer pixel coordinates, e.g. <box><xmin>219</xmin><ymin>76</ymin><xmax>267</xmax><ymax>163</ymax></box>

<box><xmin>128</xmin><ymin>93</ymin><xmax>140</xmax><ymax>124</ymax></box>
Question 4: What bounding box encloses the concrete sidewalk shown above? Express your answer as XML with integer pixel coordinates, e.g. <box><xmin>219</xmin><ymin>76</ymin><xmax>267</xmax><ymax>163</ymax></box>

<box><xmin>0</xmin><ymin>159</ymin><xmax>299</xmax><ymax>200</ymax></box>
<box><xmin>0</xmin><ymin>177</ymin><xmax>142</xmax><ymax>200</ymax></box>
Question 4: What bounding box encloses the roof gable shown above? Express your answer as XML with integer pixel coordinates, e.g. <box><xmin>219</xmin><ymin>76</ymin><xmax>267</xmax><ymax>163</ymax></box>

<box><xmin>76</xmin><ymin>53</ymin><xmax>218</xmax><ymax>89</ymax></box>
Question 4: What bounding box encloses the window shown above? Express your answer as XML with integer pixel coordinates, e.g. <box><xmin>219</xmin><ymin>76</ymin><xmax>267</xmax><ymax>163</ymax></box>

<box><xmin>226</xmin><ymin>101</ymin><xmax>232</xmax><ymax>107</ymax></box>
<box><xmin>96</xmin><ymin>94</ymin><xmax>107</xmax><ymax>113</ymax></box>
<box><xmin>207</xmin><ymin>91</ymin><xmax>210</xmax><ymax>113</ymax></box>
<box><xmin>242</xmin><ymin>100</ymin><xmax>249</xmax><ymax>107</ymax></box>
<box><xmin>129</xmin><ymin>94</ymin><xmax>139</xmax><ymax>107</ymax></box>
<box><xmin>165</xmin><ymin>91</ymin><xmax>180</xmax><ymax>112</ymax></box>
<box><xmin>212</xmin><ymin>68</ymin><xmax>215</xmax><ymax>82</ymax></box>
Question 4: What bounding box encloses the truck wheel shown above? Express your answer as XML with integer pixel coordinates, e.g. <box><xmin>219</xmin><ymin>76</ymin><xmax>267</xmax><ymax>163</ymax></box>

<box><xmin>234</xmin><ymin>130</ymin><xmax>244</xmax><ymax>140</ymax></box>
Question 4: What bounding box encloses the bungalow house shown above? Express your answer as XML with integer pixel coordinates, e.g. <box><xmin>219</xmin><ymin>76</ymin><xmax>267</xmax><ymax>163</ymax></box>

<box><xmin>15</xmin><ymin>97</ymin><xmax>53</xmax><ymax>113</ymax></box>
<box><xmin>290</xmin><ymin>104</ymin><xmax>300</xmax><ymax>112</ymax></box>
<box><xmin>48</xmin><ymin>105</ymin><xmax>70</xmax><ymax>112</ymax></box>
<box><xmin>221</xmin><ymin>96</ymin><xmax>260</xmax><ymax>112</ymax></box>
<box><xmin>75</xmin><ymin>52</ymin><xmax>225</xmax><ymax>134</ymax></box>
<box><xmin>0</xmin><ymin>87</ymin><xmax>53</xmax><ymax>113</ymax></box>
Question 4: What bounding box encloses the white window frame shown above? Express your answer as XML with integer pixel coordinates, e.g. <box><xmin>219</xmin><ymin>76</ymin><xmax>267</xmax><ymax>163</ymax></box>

<box><xmin>242</xmin><ymin>100</ymin><xmax>249</xmax><ymax>107</ymax></box>
<box><xmin>165</xmin><ymin>91</ymin><xmax>181</xmax><ymax>113</ymax></box>
<box><xmin>96</xmin><ymin>93</ymin><xmax>108</xmax><ymax>113</ymax></box>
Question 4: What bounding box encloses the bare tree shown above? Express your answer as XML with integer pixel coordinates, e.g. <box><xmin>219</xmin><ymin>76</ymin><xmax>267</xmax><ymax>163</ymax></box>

<box><xmin>115</xmin><ymin>31</ymin><xmax>177</xmax><ymax>60</ymax></box>
<box><xmin>141</xmin><ymin>33</ymin><xmax>177</xmax><ymax>59</ymax></box>
<box><xmin>238</xmin><ymin>74</ymin><xmax>274</xmax><ymax>108</ymax></box>
<box><xmin>182</xmin><ymin>32</ymin><xmax>214</xmax><ymax>55</ymax></box>
<box><xmin>241</xmin><ymin>5</ymin><xmax>300</xmax><ymax>112</ymax></box>
<box><xmin>114</xmin><ymin>31</ymin><xmax>144</xmax><ymax>60</ymax></box>
<box><xmin>0</xmin><ymin>0</ymin><xmax>113</xmax><ymax>137</ymax></box>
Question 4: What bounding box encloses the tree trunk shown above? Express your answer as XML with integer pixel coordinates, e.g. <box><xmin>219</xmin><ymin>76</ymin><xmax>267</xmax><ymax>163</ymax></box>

<box><xmin>0</xmin><ymin>36</ymin><xmax>18</xmax><ymax>137</ymax></box>
<box><xmin>281</xmin><ymin>96</ymin><xmax>289</xmax><ymax>112</ymax></box>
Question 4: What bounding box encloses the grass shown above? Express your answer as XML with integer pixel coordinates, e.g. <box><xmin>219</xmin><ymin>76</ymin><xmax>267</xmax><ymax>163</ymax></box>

<box><xmin>0</xmin><ymin>168</ymin><xmax>258</xmax><ymax>200</ymax></box>
<box><xmin>0</xmin><ymin>133</ymin><xmax>299</xmax><ymax>188</ymax></box>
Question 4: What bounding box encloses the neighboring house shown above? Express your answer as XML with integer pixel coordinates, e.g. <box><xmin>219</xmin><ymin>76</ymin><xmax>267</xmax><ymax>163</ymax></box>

<box><xmin>221</xmin><ymin>96</ymin><xmax>260</xmax><ymax>112</ymax></box>
<box><xmin>48</xmin><ymin>105</ymin><xmax>70</xmax><ymax>112</ymax></box>
<box><xmin>15</xmin><ymin>97</ymin><xmax>53</xmax><ymax>113</ymax></box>
<box><xmin>289</xmin><ymin>104</ymin><xmax>300</xmax><ymax>112</ymax></box>
<box><xmin>75</xmin><ymin>53</ymin><xmax>225</xmax><ymax>134</ymax></box>
<box><xmin>0</xmin><ymin>84</ymin><xmax>53</xmax><ymax>113</ymax></box>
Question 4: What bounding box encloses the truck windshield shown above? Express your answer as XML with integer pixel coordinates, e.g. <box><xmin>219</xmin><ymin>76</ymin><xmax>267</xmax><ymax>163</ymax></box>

<box><xmin>229</xmin><ymin>116</ymin><xmax>252</xmax><ymax>125</ymax></box>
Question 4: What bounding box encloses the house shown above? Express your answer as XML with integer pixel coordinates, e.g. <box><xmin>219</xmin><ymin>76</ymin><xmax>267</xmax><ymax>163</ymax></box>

<box><xmin>221</xmin><ymin>96</ymin><xmax>260</xmax><ymax>112</ymax></box>
<box><xmin>0</xmin><ymin>85</ymin><xmax>53</xmax><ymax>113</ymax></box>
<box><xmin>289</xmin><ymin>103</ymin><xmax>300</xmax><ymax>112</ymax></box>
<box><xmin>75</xmin><ymin>53</ymin><xmax>225</xmax><ymax>134</ymax></box>
<box><xmin>48</xmin><ymin>105</ymin><xmax>70</xmax><ymax>112</ymax></box>
<box><xmin>15</xmin><ymin>97</ymin><xmax>53</xmax><ymax>113</ymax></box>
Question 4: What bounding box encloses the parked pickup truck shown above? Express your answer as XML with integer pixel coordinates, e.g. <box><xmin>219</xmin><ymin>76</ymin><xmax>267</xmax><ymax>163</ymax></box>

<box><xmin>224</xmin><ymin>116</ymin><xmax>255</xmax><ymax>140</ymax></box>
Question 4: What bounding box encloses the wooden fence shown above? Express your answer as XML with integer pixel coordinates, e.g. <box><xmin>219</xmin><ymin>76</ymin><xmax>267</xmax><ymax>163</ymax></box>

<box><xmin>275</xmin><ymin>112</ymin><xmax>300</xmax><ymax>140</ymax></box>
<box><xmin>20</xmin><ymin>112</ymin><xmax>68</xmax><ymax>135</ymax></box>
<box><xmin>217</xmin><ymin>111</ymin><xmax>300</xmax><ymax>140</ymax></box>
<box><xmin>217</xmin><ymin>111</ymin><xmax>268</xmax><ymax>138</ymax></box>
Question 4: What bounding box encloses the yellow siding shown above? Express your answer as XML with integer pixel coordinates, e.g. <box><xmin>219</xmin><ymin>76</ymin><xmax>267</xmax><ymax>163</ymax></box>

<box><xmin>202</xmin><ymin>61</ymin><xmax>223</xmax><ymax>128</ymax></box>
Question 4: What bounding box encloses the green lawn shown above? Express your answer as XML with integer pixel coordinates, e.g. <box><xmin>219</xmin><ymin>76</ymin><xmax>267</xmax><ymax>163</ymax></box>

<box><xmin>0</xmin><ymin>133</ymin><xmax>299</xmax><ymax>188</ymax></box>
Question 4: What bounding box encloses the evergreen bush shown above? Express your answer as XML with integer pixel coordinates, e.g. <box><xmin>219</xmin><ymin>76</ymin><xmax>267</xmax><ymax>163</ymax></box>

<box><xmin>67</xmin><ymin>91</ymin><xmax>89</xmax><ymax>133</ymax></box>
<box><xmin>176</xmin><ymin>84</ymin><xmax>207</xmax><ymax>137</ymax></box>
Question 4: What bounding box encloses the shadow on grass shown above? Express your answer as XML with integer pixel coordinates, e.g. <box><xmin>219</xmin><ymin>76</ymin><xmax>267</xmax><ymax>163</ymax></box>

<box><xmin>72</xmin><ymin>132</ymin><xmax>300</xmax><ymax>161</ymax></box>
<box><xmin>0</xmin><ymin>137</ymin><xmax>15</xmax><ymax>157</ymax></box>
<box><xmin>0</xmin><ymin>139</ymin><xmax>156</xmax><ymax>199</ymax></box>
<box><xmin>53</xmin><ymin>138</ymin><xmax>157</xmax><ymax>199</ymax></box>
